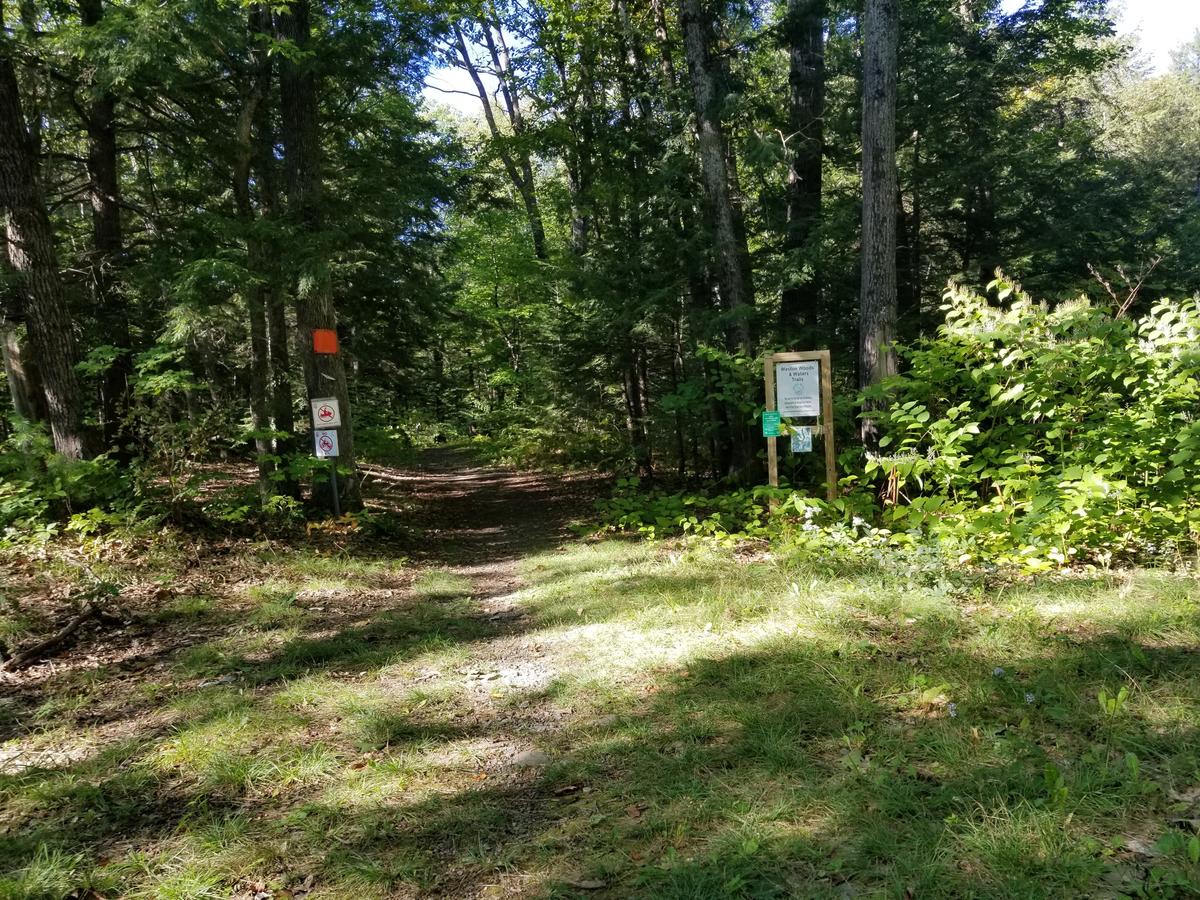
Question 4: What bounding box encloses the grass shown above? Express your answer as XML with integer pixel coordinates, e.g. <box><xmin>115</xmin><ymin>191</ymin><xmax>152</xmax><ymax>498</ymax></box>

<box><xmin>1</xmin><ymin>534</ymin><xmax>1199</xmax><ymax>898</ymax></box>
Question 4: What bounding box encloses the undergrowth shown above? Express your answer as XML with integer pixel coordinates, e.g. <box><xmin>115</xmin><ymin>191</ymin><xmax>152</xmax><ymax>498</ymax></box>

<box><xmin>600</xmin><ymin>286</ymin><xmax>1200</xmax><ymax>574</ymax></box>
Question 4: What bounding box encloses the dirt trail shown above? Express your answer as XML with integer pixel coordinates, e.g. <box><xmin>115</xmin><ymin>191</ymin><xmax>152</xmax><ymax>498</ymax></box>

<box><xmin>369</xmin><ymin>445</ymin><xmax>594</xmax><ymax>591</ymax></box>
<box><xmin>366</xmin><ymin>447</ymin><xmax>602</xmax><ymax>752</ymax></box>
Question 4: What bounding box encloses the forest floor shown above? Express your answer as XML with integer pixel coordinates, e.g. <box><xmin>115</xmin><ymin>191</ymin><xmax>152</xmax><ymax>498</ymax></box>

<box><xmin>2</xmin><ymin>448</ymin><xmax>1200</xmax><ymax>898</ymax></box>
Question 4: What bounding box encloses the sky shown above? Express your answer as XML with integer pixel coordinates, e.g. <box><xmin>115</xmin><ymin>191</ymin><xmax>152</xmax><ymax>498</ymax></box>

<box><xmin>423</xmin><ymin>1</ymin><xmax>1200</xmax><ymax>115</ymax></box>
<box><xmin>1113</xmin><ymin>0</ymin><xmax>1200</xmax><ymax>71</ymax></box>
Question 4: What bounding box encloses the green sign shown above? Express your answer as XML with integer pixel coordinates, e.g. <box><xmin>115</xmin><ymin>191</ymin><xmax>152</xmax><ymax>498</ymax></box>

<box><xmin>761</xmin><ymin>411</ymin><xmax>781</xmax><ymax>437</ymax></box>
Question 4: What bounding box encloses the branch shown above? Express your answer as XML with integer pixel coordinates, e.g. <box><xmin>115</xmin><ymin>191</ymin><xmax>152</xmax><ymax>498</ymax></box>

<box><xmin>0</xmin><ymin>601</ymin><xmax>116</xmax><ymax>672</ymax></box>
<box><xmin>1116</xmin><ymin>256</ymin><xmax>1161</xmax><ymax>319</ymax></box>
<box><xmin>424</xmin><ymin>83</ymin><xmax>485</xmax><ymax>100</ymax></box>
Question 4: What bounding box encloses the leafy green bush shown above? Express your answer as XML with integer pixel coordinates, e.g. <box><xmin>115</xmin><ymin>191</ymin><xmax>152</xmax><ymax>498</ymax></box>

<box><xmin>596</xmin><ymin>478</ymin><xmax>786</xmax><ymax>542</ymax></box>
<box><xmin>0</xmin><ymin>424</ymin><xmax>133</xmax><ymax>536</ymax></box>
<box><xmin>868</xmin><ymin>281</ymin><xmax>1200</xmax><ymax>569</ymax></box>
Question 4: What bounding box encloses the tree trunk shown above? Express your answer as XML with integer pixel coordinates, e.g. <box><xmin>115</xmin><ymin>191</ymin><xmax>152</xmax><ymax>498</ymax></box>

<box><xmin>650</xmin><ymin>0</ymin><xmax>677</xmax><ymax>86</ymax></box>
<box><xmin>1</xmin><ymin>218</ymin><xmax>47</xmax><ymax>422</ymax></box>
<box><xmin>276</xmin><ymin>0</ymin><xmax>359</xmax><ymax>509</ymax></box>
<box><xmin>679</xmin><ymin>0</ymin><xmax>755</xmax><ymax>355</ymax></box>
<box><xmin>859</xmin><ymin>0</ymin><xmax>899</xmax><ymax>447</ymax></box>
<box><xmin>779</xmin><ymin>0</ymin><xmax>825</xmax><ymax>341</ymax></box>
<box><xmin>78</xmin><ymin>0</ymin><xmax>132</xmax><ymax>452</ymax></box>
<box><xmin>898</xmin><ymin>130</ymin><xmax>923</xmax><ymax>340</ymax></box>
<box><xmin>0</xmin><ymin>21</ymin><xmax>90</xmax><ymax>458</ymax></box>
<box><xmin>247</xmin><ymin>24</ymin><xmax>299</xmax><ymax>498</ymax></box>
<box><xmin>234</xmin><ymin>7</ymin><xmax>274</xmax><ymax>502</ymax></box>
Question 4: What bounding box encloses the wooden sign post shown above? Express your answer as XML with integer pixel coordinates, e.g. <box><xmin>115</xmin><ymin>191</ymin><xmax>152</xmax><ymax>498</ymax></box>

<box><xmin>764</xmin><ymin>350</ymin><xmax>837</xmax><ymax>501</ymax></box>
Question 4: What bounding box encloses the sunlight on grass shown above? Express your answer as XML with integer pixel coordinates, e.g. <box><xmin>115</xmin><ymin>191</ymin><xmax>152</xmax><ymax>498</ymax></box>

<box><xmin>3</xmin><ymin>535</ymin><xmax>1199</xmax><ymax>898</ymax></box>
<box><xmin>409</xmin><ymin>568</ymin><xmax>473</xmax><ymax>601</ymax></box>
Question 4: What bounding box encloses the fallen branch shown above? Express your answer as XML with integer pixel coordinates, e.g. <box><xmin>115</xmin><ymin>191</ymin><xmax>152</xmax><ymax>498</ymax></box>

<box><xmin>0</xmin><ymin>602</ymin><xmax>114</xmax><ymax>672</ymax></box>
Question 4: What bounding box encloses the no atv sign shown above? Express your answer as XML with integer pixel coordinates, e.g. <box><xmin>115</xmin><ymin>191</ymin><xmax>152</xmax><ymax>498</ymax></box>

<box><xmin>310</xmin><ymin>397</ymin><xmax>341</xmax><ymax>428</ymax></box>
<box><xmin>314</xmin><ymin>430</ymin><xmax>339</xmax><ymax>459</ymax></box>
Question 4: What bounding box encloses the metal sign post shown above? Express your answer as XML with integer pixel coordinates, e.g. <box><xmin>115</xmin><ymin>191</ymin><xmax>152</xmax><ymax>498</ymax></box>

<box><xmin>764</xmin><ymin>350</ymin><xmax>837</xmax><ymax>501</ymax></box>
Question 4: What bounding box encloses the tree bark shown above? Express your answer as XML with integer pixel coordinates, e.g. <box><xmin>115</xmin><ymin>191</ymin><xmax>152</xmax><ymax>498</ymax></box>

<box><xmin>650</xmin><ymin>0</ymin><xmax>677</xmax><ymax>87</ymax></box>
<box><xmin>679</xmin><ymin>0</ymin><xmax>755</xmax><ymax>355</ymax></box>
<box><xmin>77</xmin><ymin>0</ymin><xmax>132</xmax><ymax>452</ymax></box>
<box><xmin>247</xmin><ymin>25</ymin><xmax>298</xmax><ymax>497</ymax></box>
<box><xmin>1</xmin><ymin>218</ymin><xmax>47</xmax><ymax>422</ymax></box>
<box><xmin>779</xmin><ymin>0</ymin><xmax>825</xmax><ymax>341</ymax></box>
<box><xmin>0</xmin><ymin>19</ymin><xmax>90</xmax><ymax>458</ymax></box>
<box><xmin>859</xmin><ymin>0</ymin><xmax>899</xmax><ymax>447</ymax></box>
<box><xmin>234</xmin><ymin>6</ymin><xmax>274</xmax><ymax>502</ymax></box>
<box><xmin>276</xmin><ymin>0</ymin><xmax>359</xmax><ymax>509</ymax></box>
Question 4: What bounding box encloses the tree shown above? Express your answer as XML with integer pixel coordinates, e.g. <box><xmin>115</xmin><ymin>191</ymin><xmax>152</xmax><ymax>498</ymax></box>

<box><xmin>77</xmin><ymin>0</ymin><xmax>132</xmax><ymax>450</ymax></box>
<box><xmin>276</xmin><ymin>0</ymin><xmax>360</xmax><ymax>509</ymax></box>
<box><xmin>1170</xmin><ymin>28</ymin><xmax>1200</xmax><ymax>77</ymax></box>
<box><xmin>1</xmin><ymin>217</ymin><xmax>47</xmax><ymax>423</ymax></box>
<box><xmin>0</xmin><ymin>5</ymin><xmax>90</xmax><ymax>458</ymax></box>
<box><xmin>779</xmin><ymin>0</ymin><xmax>826</xmax><ymax>342</ymax></box>
<box><xmin>858</xmin><ymin>0</ymin><xmax>899</xmax><ymax>446</ymax></box>
<box><xmin>679</xmin><ymin>0</ymin><xmax>755</xmax><ymax>354</ymax></box>
<box><xmin>450</xmin><ymin>13</ymin><xmax>548</xmax><ymax>261</ymax></box>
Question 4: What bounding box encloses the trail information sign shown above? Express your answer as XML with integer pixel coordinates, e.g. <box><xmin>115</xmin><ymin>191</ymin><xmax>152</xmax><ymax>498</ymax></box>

<box><xmin>762</xmin><ymin>411</ymin><xmax>782</xmax><ymax>437</ymax></box>
<box><xmin>776</xmin><ymin>361</ymin><xmax>821</xmax><ymax>417</ymax></box>
<box><xmin>314</xmin><ymin>430</ymin><xmax>339</xmax><ymax>459</ymax></box>
<box><xmin>311</xmin><ymin>397</ymin><xmax>342</xmax><ymax>428</ymax></box>
<box><xmin>763</xmin><ymin>350</ymin><xmax>837</xmax><ymax>501</ymax></box>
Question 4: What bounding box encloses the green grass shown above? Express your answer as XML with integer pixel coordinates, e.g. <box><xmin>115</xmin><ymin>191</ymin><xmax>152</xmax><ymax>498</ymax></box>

<box><xmin>1</xmin><ymin>538</ymin><xmax>1198</xmax><ymax>898</ymax></box>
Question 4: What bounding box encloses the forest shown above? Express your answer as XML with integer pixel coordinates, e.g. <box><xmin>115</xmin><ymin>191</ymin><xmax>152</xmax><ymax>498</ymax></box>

<box><xmin>1</xmin><ymin>0</ymin><xmax>1200</xmax><ymax>897</ymax></box>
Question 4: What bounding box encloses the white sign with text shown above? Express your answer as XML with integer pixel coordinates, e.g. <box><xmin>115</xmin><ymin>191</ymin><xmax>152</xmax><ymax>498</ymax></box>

<box><xmin>776</xmin><ymin>361</ymin><xmax>820</xmax><ymax>417</ymax></box>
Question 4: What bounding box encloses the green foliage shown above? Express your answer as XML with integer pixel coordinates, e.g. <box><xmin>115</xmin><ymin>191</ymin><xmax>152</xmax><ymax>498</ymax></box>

<box><xmin>867</xmin><ymin>282</ymin><xmax>1200</xmax><ymax>569</ymax></box>
<box><xmin>600</xmin><ymin>283</ymin><xmax>1200</xmax><ymax>573</ymax></box>
<box><xmin>598</xmin><ymin>478</ymin><xmax>791</xmax><ymax>542</ymax></box>
<box><xmin>0</xmin><ymin>424</ymin><xmax>132</xmax><ymax>537</ymax></box>
<box><xmin>473</xmin><ymin>421</ymin><xmax>624</xmax><ymax>471</ymax></box>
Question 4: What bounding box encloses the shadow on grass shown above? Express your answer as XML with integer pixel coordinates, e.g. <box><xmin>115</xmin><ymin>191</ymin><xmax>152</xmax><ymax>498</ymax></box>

<box><xmin>3</xmin><ymin>615</ymin><xmax>1200</xmax><ymax>897</ymax></box>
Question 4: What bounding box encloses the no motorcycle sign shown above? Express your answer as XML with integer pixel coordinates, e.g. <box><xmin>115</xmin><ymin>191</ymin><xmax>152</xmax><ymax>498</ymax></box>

<box><xmin>311</xmin><ymin>397</ymin><xmax>342</xmax><ymax>428</ymax></box>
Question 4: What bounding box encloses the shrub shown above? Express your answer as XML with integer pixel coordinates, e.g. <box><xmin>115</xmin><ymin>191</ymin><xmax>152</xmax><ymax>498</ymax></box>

<box><xmin>0</xmin><ymin>423</ymin><xmax>132</xmax><ymax>535</ymax></box>
<box><xmin>867</xmin><ymin>281</ymin><xmax>1200</xmax><ymax>568</ymax></box>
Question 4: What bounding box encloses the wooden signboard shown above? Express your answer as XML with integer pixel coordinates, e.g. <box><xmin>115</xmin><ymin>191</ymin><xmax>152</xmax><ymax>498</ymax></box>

<box><xmin>764</xmin><ymin>350</ymin><xmax>837</xmax><ymax>501</ymax></box>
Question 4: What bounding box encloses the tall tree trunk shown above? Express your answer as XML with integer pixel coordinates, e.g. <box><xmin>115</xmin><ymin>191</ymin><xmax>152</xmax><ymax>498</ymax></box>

<box><xmin>859</xmin><ymin>0</ymin><xmax>899</xmax><ymax>447</ymax></box>
<box><xmin>779</xmin><ymin>0</ymin><xmax>826</xmax><ymax>342</ymax></box>
<box><xmin>248</xmin><ymin>26</ymin><xmax>299</xmax><ymax>498</ymax></box>
<box><xmin>77</xmin><ymin>0</ymin><xmax>131</xmax><ymax>452</ymax></box>
<box><xmin>650</xmin><ymin>0</ymin><xmax>677</xmax><ymax>86</ymax></box>
<box><xmin>234</xmin><ymin>6</ymin><xmax>274</xmax><ymax>502</ymax></box>
<box><xmin>679</xmin><ymin>0</ymin><xmax>757</xmax><ymax>479</ymax></box>
<box><xmin>276</xmin><ymin>0</ymin><xmax>359</xmax><ymax>509</ymax></box>
<box><xmin>679</xmin><ymin>0</ymin><xmax>755</xmax><ymax>355</ymax></box>
<box><xmin>0</xmin><ymin>20</ymin><xmax>90</xmax><ymax>458</ymax></box>
<box><xmin>622</xmin><ymin>355</ymin><xmax>652</xmax><ymax>479</ymax></box>
<box><xmin>898</xmin><ymin>129</ymin><xmax>923</xmax><ymax>339</ymax></box>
